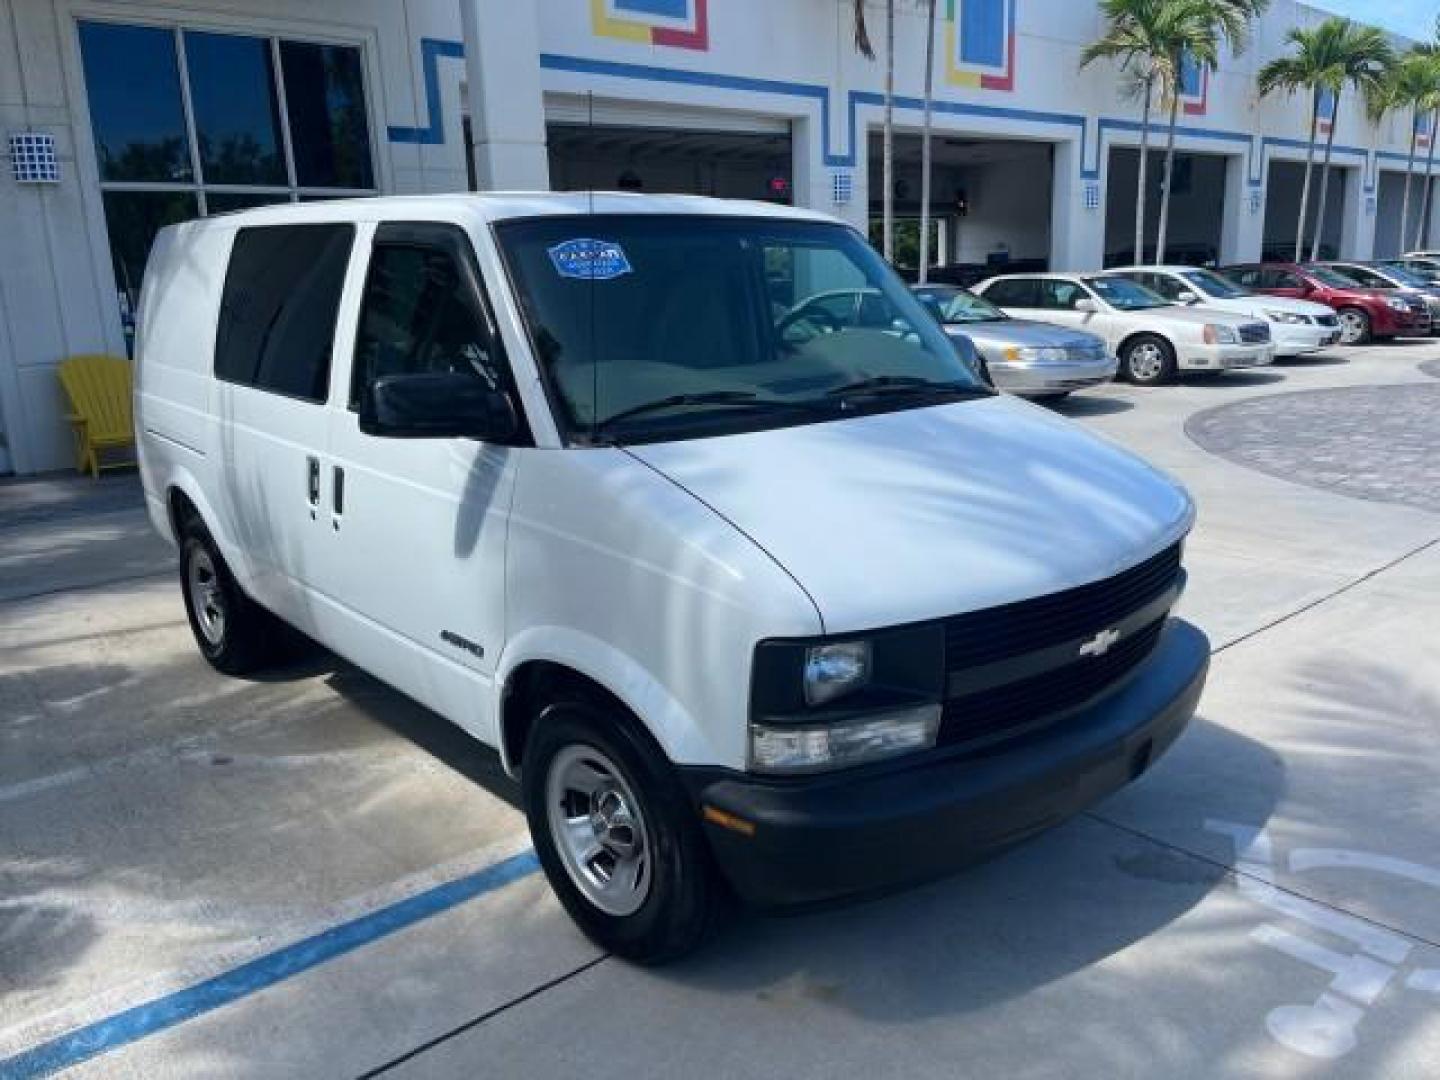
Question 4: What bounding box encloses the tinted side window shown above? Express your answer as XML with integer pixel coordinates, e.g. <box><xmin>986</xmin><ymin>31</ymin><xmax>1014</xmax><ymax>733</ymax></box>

<box><xmin>1230</xmin><ymin>268</ymin><xmax>1260</xmax><ymax>288</ymax></box>
<box><xmin>1271</xmin><ymin>271</ymin><xmax>1303</xmax><ymax>289</ymax></box>
<box><xmin>983</xmin><ymin>279</ymin><xmax>1037</xmax><ymax>307</ymax></box>
<box><xmin>216</xmin><ymin>223</ymin><xmax>354</xmax><ymax>401</ymax></box>
<box><xmin>351</xmin><ymin>241</ymin><xmax>502</xmax><ymax>410</ymax></box>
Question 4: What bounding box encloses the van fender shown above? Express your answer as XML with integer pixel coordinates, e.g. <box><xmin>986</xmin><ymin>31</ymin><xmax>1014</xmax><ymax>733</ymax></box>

<box><xmin>159</xmin><ymin>465</ymin><xmax>260</xmax><ymax>588</ymax></box>
<box><xmin>495</xmin><ymin>626</ymin><xmax>721</xmax><ymax>776</ymax></box>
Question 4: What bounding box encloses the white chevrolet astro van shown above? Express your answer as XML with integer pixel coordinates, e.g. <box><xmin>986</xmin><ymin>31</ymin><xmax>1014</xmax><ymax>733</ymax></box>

<box><xmin>137</xmin><ymin>194</ymin><xmax>1207</xmax><ymax>961</ymax></box>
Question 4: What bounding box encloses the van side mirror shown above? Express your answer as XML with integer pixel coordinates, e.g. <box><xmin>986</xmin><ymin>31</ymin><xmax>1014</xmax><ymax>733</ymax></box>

<box><xmin>1176</xmin><ymin>291</ymin><xmax>1200</xmax><ymax>305</ymax></box>
<box><xmin>361</xmin><ymin>371</ymin><xmax>519</xmax><ymax>442</ymax></box>
<box><xmin>1074</xmin><ymin>298</ymin><xmax>1099</xmax><ymax>314</ymax></box>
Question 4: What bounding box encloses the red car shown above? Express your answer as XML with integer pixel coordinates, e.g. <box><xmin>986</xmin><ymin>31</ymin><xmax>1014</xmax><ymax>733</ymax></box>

<box><xmin>1219</xmin><ymin>262</ymin><xmax>1429</xmax><ymax>345</ymax></box>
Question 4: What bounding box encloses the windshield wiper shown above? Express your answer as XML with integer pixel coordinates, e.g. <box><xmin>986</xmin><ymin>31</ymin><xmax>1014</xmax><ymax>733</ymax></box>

<box><xmin>826</xmin><ymin>375</ymin><xmax>988</xmax><ymax>401</ymax></box>
<box><xmin>597</xmin><ymin>390</ymin><xmax>764</xmax><ymax>428</ymax></box>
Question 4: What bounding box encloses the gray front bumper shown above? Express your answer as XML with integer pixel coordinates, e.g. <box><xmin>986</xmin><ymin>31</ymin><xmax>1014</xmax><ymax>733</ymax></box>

<box><xmin>991</xmin><ymin>358</ymin><xmax>1119</xmax><ymax>396</ymax></box>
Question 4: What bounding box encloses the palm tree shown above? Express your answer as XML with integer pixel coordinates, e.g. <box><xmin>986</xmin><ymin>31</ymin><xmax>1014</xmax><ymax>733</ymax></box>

<box><xmin>1081</xmin><ymin>0</ymin><xmax>1174</xmax><ymax>266</ymax></box>
<box><xmin>1080</xmin><ymin>0</ymin><xmax>1262</xmax><ymax>266</ymax></box>
<box><xmin>1258</xmin><ymin>18</ymin><xmax>1393</xmax><ymax>262</ymax></box>
<box><xmin>1402</xmin><ymin>48</ymin><xmax>1440</xmax><ymax>251</ymax></box>
<box><xmin>1405</xmin><ymin>21</ymin><xmax>1440</xmax><ymax>249</ymax></box>
<box><xmin>1154</xmin><ymin>1</ymin><xmax>1269</xmax><ymax>265</ymax></box>
<box><xmin>918</xmin><ymin>0</ymin><xmax>938</xmax><ymax>283</ymax></box>
<box><xmin>1370</xmin><ymin>53</ymin><xmax>1440</xmax><ymax>255</ymax></box>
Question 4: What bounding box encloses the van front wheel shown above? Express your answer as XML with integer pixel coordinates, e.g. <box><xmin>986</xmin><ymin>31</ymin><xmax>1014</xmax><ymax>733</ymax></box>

<box><xmin>524</xmin><ymin>703</ymin><xmax>722</xmax><ymax>963</ymax></box>
<box><xmin>179</xmin><ymin>524</ymin><xmax>274</xmax><ymax>676</ymax></box>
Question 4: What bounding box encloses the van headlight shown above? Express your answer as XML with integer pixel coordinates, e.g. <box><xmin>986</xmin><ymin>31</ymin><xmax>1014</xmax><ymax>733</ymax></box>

<box><xmin>749</xmin><ymin>625</ymin><xmax>947</xmax><ymax>774</ymax></box>
<box><xmin>750</xmin><ymin>706</ymin><xmax>942</xmax><ymax>774</ymax></box>
<box><xmin>1204</xmin><ymin>324</ymin><xmax>1238</xmax><ymax>344</ymax></box>
<box><xmin>803</xmin><ymin>642</ymin><xmax>871</xmax><ymax>705</ymax></box>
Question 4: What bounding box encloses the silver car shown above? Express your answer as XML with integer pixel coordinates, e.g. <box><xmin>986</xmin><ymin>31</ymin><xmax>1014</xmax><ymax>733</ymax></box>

<box><xmin>913</xmin><ymin>285</ymin><xmax>1117</xmax><ymax>398</ymax></box>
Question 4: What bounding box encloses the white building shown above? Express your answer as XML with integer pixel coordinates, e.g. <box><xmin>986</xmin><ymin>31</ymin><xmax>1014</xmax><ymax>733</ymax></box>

<box><xmin>1</xmin><ymin>0</ymin><xmax>1434</xmax><ymax>475</ymax></box>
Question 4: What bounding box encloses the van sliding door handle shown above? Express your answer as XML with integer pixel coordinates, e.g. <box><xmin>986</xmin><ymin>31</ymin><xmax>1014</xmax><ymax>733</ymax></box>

<box><xmin>306</xmin><ymin>456</ymin><xmax>321</xmax><ymax>509</ymax></box>
<box><xmin>332</xmin><ymin>466</ymin><xmax>345</xmax><ymax>524</ymax></box>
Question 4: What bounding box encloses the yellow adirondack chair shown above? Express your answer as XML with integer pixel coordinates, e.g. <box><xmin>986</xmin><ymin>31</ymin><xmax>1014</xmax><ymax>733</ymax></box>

<box><xmin>57</xmin><ymin>354</ymin><xmax>135</xmax><ymax>477</ymax></box>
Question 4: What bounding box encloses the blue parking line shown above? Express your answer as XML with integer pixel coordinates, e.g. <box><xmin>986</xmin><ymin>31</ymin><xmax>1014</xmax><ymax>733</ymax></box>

<box><xmin>0</xmin><ymin>850</ymin><xmax>541</xmax><ymax>1080</ymax></box>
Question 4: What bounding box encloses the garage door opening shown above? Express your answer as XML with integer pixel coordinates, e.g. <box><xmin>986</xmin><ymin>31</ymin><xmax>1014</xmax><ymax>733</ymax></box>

<box><xmin>1373</xmin><ymin>171</ymin><xmax>1434</xmax><ymax>259</ymax></box>
<box><xmin>1105</xmin><ymin>148</ymin><xmax>1228</xmax><ymax>267</ymax></box>
<box><xmin>544</xmin><ymin>108</ymin><xmax>792</xmax><ymax>204</ymax></box>
<box><xmin>867</xmin><ymin>131</ymin><xmax>1053</xmax><ymax>282</ymax></box>
<box><xmin>1263</xmin><ymin>160</ymin><xmax>1347</xmax><ymax>262</ymax></box>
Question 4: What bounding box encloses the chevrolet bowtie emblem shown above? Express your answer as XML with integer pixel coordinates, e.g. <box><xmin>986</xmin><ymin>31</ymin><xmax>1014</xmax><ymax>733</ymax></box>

<box><xmin>1079</xmin><ymin>627</ymin><xmax>1122</xmax><ymax>658</ymax></box>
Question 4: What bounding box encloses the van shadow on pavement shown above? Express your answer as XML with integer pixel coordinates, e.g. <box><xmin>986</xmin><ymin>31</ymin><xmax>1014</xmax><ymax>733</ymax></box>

<box><xmin>648</xmin><ymin>716</ymin><xmax>1281</xmax><ymax>1025</ymax></box>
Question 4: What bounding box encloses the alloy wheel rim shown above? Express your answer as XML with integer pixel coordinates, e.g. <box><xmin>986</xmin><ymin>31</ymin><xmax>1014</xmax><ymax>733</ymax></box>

<box><xmin>1129</xmin><ymin>343</ymin><xmax>1164</xmax><ymax>381</ymax></box>
<box><xmin>187</xmin><ymin>548</ymin><xmax>226</xmax><ymax>646</ymax></box>
<box><xmin>546</xmin><ymin>744</ymin><xmax>651</xmax><ymax>917</ymax></box>
<box><xmin>1339</xmin><ymin>311</ymin><xmax>1365</xmax><ymax>344</ymax></box>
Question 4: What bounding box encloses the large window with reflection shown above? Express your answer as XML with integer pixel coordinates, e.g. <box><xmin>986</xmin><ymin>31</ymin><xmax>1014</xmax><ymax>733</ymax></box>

<box><xmin>77</xmin><ymin>19</ymin><xmax>378</xmax><ymax>348</ymax></box>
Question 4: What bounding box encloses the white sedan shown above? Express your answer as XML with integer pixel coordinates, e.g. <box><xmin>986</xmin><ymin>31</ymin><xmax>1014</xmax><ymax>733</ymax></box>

<box><xmin>1111</xmin><ymin>266</ymin><xmax>1340</xmax><ymax>358</ymax></box>
<box><xmin>974</xmin><ymin>272</ymin><xmax>1276</xmax><ymax>385</ymax></box>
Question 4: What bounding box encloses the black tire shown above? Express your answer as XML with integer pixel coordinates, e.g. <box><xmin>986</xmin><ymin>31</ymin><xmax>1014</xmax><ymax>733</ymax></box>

<box><xmin>1336</xmin><ymin>307</ymin><xmax>1372</xmax><ymax>345</ymax></box>
<box><xmin>178</xmin><ymin>520</ymin><xmax>277</xmax><ymax>676</ymax></box>
<box><xmin>523</xmin><ymin>701</ymin><xmax>724</xmax><ymax>963</ymax></box>
<box><xmin>1120</xmin><ymin>334</ymin><xmax>1178</xmax><ymax>386</ymax></box>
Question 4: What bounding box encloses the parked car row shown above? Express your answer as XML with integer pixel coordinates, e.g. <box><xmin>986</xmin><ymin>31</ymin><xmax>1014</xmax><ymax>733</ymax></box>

<box><xmin>908</xmin><ymin>257</ymin><xmax>1437</xmax><ymax>396</ymax></box>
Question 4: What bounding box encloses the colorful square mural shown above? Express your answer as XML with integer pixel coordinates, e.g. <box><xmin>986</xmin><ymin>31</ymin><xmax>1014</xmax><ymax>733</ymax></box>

<box><xmin>1179</xmin><ymin>51</ymin><xmax>1207</xmax><ymax>116</ymax></box>
<box><xmin>945</xmin><ymin>0</ymin><xmax>1016</xmax><ymax>92</ymax></box>
<box><xmin>1317</xmin><ymin>87</ymin><xmax>1337</xmax><ymax>135</ymax></box>
<box><xmin>591</xmin><ymin>0</ymin><xmax>709</xmax><ymax>51</ymax></box>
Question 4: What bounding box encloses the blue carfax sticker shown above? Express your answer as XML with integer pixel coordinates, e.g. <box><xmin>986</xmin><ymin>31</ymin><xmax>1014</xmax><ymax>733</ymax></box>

<box><xmin>547</xmin><ymin>238</ymin><xmax>633</xmax><ymax>280</ymax></box>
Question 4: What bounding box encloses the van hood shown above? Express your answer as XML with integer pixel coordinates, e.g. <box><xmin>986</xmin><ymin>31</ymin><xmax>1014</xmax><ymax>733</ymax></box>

<box><xmin>627</xmin><ymin>396</ymin><xmax>1193</xmax><ymax>633</ymax></box>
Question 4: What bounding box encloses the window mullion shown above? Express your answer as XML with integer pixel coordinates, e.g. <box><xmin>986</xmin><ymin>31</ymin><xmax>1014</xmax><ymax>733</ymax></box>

<box><xmin>271</xmin><ymin>36</ymin><xmax>300</xmax><ymax>200</ymax></box>
<box><xmin>173</xmin><ymin>27</ymin><xmax>207</xmax><ymax>215</ymax></box>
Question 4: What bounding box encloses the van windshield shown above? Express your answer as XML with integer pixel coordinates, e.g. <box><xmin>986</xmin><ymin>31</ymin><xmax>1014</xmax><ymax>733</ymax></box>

<box><xmin>495</xmin><ymin>215</ymin><xmax>990</xmax><ymax>444</ymax></box>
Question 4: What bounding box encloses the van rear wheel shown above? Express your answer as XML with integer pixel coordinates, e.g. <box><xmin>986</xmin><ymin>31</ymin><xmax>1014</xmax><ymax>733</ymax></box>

<box><xmin>523</xmin><ymin>702</ymin><xmax>723</xmax><ymax>963</ymax></box>
<box><xmin>179</xmin><ymin>523</ymin><xmax>275</xmax><ymax>676</ymax></box>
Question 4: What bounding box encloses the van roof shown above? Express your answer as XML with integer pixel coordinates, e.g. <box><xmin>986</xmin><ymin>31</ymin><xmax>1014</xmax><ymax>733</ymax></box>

<box><xmin>184</xmin><ymin>191</ymin><xmax>843</xmax><ymax>230</ymax></box>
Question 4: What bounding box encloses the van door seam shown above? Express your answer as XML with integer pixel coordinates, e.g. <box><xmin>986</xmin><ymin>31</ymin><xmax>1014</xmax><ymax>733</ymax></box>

<box><xmin>621</xmin><ymin>449</ymin><xmax>827</xmax><ymax>636</ymax></box>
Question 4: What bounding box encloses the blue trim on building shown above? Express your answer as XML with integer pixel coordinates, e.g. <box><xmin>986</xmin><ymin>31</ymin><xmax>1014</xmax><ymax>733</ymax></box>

<box><xmin>388</xmin><ymin>37</ymin><xmax>466</xmax><ymax>145</ymax></box>
<box><xmin>397</xmin><ymin>43</ymin><xmax>1410</xmax><ymax>198</ymax></box>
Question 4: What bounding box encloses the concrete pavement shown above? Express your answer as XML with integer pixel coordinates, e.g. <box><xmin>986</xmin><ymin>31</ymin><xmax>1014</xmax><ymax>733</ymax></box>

<box><xmin>2</xmin><ymin>343</ymin><xmax>1438</xmax><ymax>1078</ymax></box>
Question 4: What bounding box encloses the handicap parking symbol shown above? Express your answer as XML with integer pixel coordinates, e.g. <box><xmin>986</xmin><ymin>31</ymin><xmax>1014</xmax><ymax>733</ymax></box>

<box><xmin>1207</xmin><ymin>820</ymin><xmax>1440</xmax><ymax>1060</ymax></box>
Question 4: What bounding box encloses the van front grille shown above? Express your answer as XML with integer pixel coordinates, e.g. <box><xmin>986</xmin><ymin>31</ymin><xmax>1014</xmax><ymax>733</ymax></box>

<box><xmin>937</xmin><ymin>543</ymin><xmax>1183</xmax><ymax>748</ymax></box>
<box><xmin>1239</xmin><ymin>323</ymin><xmax>1271</xmax><ymax>345</ymax></box>
<box><xmin>939</xmin><ymin>619</ymin><xmax>1167</xmax><ymax>746</ymax></box>
<box><xmin>943</xmin><ymin>543</ymin><xmax>1181</xmax><ymax>670</ymax></box>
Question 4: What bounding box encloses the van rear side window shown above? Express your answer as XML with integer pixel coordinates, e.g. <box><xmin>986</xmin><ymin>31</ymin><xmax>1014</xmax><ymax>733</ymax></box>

<box><xmin>215</xmin><ymin>223</ymin><xmax>354</xmax><ymax>402</ymax></box>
